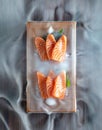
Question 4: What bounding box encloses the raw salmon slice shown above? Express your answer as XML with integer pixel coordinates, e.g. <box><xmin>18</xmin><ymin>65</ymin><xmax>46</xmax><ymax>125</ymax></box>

<box><xmin>35</xmin><ymin>37</ymin><xmax>48</xmax><ymax>61</ymax></box>
<box><xmin>37</xmin><ymin>72</ymin><xmax>48</xmax><ymax>99</ymax></box>
<box><xmin>46</xmin><ymin>34</ymin><xmax>56</xmax><ymax>59</ymax></box>
<box><xmin>46</xmin><ymin>71</ymin><xmax>56</xmax><ymax>97</ymax></box>
<box><xmin>51</xmin><ymin>35</ymin><xmax>67</xmax><ymax>62</ymax></box>
<box><xmin>52</xmin><ymin>71</ymin><xmax>66</xmax><ymax>99</ymax></box>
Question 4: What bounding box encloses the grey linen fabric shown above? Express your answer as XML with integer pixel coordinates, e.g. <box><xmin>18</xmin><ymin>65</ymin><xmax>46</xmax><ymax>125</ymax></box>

<box><xmin>0</xmin><ymin>0</ymin><xmax>102</xmax><ymax>130</ymax></box>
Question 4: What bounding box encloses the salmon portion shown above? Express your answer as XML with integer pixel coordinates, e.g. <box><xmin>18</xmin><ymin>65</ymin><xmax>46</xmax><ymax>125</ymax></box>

<box><xmin>35</xmin><ymin>37</ymin><xmax>48</xmax><ymax>61</ymax></box>
<box><xmin>51</xmin><ymin>35</ymin><xmax>67</xmax><ymax>62</ymax></box>
<box><xmin>52</xmin><ymin>71</ymin><xmax>66</xmax><ymax>99</ymax></box>
<box><xmin>37</xmin><ymin>71</ymin><xmax>66</xmax><ymax>99</ymax></box>
<box><xmin>46</xmin><ymin>71</ymin><xmax>56</xmax><ymax>97</ymax></box>
<box><xmin>46</xmin><ymin>34</ymin><xmax>56</xmax><ymax>59</ymax></box>
<box><xmin>34</xmin><ymin>34</ymin><xmax>67</xmax><ymax>62</ymax></box>
<box><xmin>37</xmin><ymin>72</ymin><xmax>48</xmax><ymax>99</ymax></box>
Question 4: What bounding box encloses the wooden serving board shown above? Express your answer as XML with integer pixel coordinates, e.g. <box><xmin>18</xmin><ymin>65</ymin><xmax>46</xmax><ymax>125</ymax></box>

<box><xmin>26</xmin><ymin>21</ymin><xmax>76</xmax><ymax>113</ymax></box>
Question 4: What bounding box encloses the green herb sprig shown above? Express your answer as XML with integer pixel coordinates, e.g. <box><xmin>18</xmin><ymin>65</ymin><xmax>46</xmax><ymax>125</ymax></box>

<box><xmin>58</xmin><ymin>29</ymin><xmax>64</xmax><ymax>34</ymax></box>
<box><xmin>66</xmin><ymin>75</ymin><xmax>71</xmax><ymax>88</ymax></box>
<box><xmin>52</xmin><ymin>28</ymin><xmax>64</xmax><ymax>41</ymax></box>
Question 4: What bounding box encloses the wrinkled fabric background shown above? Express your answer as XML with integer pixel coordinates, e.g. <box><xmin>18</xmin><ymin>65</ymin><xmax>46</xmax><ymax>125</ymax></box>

<box><xmin>0</xmin><ymin>0</ymin><xmax>102</xmax><ymax>130</ymax></box>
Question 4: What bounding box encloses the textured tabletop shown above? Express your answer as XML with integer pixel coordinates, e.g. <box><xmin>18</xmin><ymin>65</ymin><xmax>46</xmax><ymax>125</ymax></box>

<box><xmin>0</xmin><ymin>0</ymin><xmax>102</xmax><ymax>130</ymax></box>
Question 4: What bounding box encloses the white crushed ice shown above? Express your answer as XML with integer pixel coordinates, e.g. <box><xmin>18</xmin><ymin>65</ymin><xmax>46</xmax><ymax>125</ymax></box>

<box><xmin>45</xmin><ymin>98</ymin><xmax>57</xmax><ymax>106</ymax></box>
<box><xmin>48</xmin><ymin>26</ymin><xmax>54</xmax><ymax>34</ymax></box>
